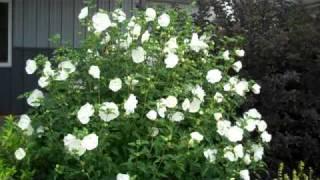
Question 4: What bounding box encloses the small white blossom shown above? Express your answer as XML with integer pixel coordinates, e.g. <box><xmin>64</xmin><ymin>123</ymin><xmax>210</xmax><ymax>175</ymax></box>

<box><xmin>261</xmin><ymin>131</ymin><xmax>272</xmax><ymax>142</ymax></box>
<box><xmin>99</xmin><ymin>102</ymin><xmax>119</xmax><ymax>122</ymax></box>
<box><xmin>257</xmin><ymin>120</ymin><xmax>267</xmax><ymax>132</ymax></box>
<box><xmin>189</xmin><ymin>33</ymin><xmax>209</xmax><ymax>52</ymax></box>
<box><xmin>226</xmin><ymin>126</ymin><xmax>244</xmax><ymax>142</ymax></box>
<box><xmin>235</xmin><ymin>80</ymin><xmax>249</xmax><ymax>96</ymax></box>
<box><xmin>214</xmin><ymin>92</ymin><xmax>224</xmax><ymax>103</ymax></box>
<box><xmin>244</xmin><ymin>108</ymin><xmax>262</xmax><ymax>120</ymax></box>
<box><xmin>25</xmin><ymin>59</ymin><xmax>37</xmax><ymax>74</ymax></box>
<box><xmin>15</xmin><ymin>148</ymin><xmax>26</xmax><ymax>160</ymax></box>
<box><xmin>151</xmin><ymin>127</ymin><xmax>160</xmax><ymax>137</ymax></box>
<box><xmin>182</xmin><ymin>98</ymin><xmax>190</xmax><ymax>111</ymax></box>
<box><xmin>158</xmin><ymin>13</ymin><xmax>170</xmax><ymax>27</ymax></box>
<box><xmin>27</xmin><ymin>89</ymin><xmax>44</xmax><ymax>107</ymax></box>
<box><xmin>224</xmin><ymin>151</ymin><xmax>236</xmax><ymax>162</ymax></box>
<box><xmin>92</xmin><ymin>12</ymin><xmax>111</xmax><ymax>33</ymax></box>
<box><xmin>191</xmin><ymin>85</ymin><xmax>206</xmax><ymax>102</ymax></box>
<box><xmin>157</xmin><ymin>99</ymin><xmax>167</xmax><ymax>118</ymax></box>
<box><xmin>58</xmin><ymin>61</ymin><xmax>76</xmax><ymax>74</ymax></box>
<box><xmin>43</xmin><ymin>61</ymin><xmax>55</xmax><ymax>77</ymax></box>
<box><xmin>189</xmin><ymin>97</ymin><xmax>202</xmax><ymax>113</ymax></box>
<box><xmin>145</xmin><ymin>8</ymin><xmax>156</xmax><ymax>22</ymax></box>
<box><xmin>252</xmin><ymin>144</ymin><xmax>264</xmax><ymax>161</ymax></box>
<box><xmin>252</xmin><ymin>83</ymin><xmax>261</xmax><ymax>94</ymax></box>
<box><xmin>141</xmin><ymin>31</ymin><xmax>150</xmax><ymax>43</ymax></box>
<box><xmin>132</xmin><ymin>46</ymin><xmax>146</xmax><ymax>63</ymax></box>
<box><xmin>169</xmin><ymin>112</ymin><xmax>184</xmax><ymax>122</ymax></box>
<box><xmin>165</xmin><ymin>96</ymin><xmax>178</xmax><ymax>108</ymax></box>
<box><xmin>77</xmin><ymin>103</ymin><xmax>95</xmax><ymax>124</ymax></box>
<box><xmin>223</xmin><ymin>50</ymin><xmax>230</xmax><ymax>60</ymax></box>
<box><xmin>164</xmin><ymin>53</ymin><xmax>179</xmax><ymax>68</ymax></box>
<box><xmin>88</xmin><ymin>65</ymin><xmax>100</xmax><ymax>79</ymax></box>
<box><xmin>190</xmin><ymin>131</ymin><xmax>204</xmax><ymax>142</ymax></box>
<box><xmin>214</xmin><ymin>112</ymin><xmax>223</xmax><ymax>121</ymax></box>
<box><xmin>81</xmin><ymin>133</ymin><xmax>99</xmax><ymax>151</ymax></box>
<box><xmin>63</xmin><ymin>134</ymin><xmax>86</xmax><ymax>156</ymax></box>
<box><xmin>235</xmin><ymin>49</ymin><xmax>245</xmax><ymax>57</ymax></box>
<box><xmin>245</xmin><ymin>119</ymin><xmax>257</xmax><ymax>132</ymax></box>
<box><xmin>146</xmin><ymin>110</ymin><xmax>158</xmax><ymax>121</ymax></box>
<box><xmin>204</xmin><ymin>148</ymin><xmax>218</xmax><ymax>163</ymax></box>
<box><xmin>24</xmin><ymin>126</ymin><xmax>34</xmax><ymax>136</ymax></box>
<box><xmin>78</xmin><ymin>7</ymin><xmax>88</xmax><ymax>20</ymax></box>
<box><xmin>240</xmin><ymin>169</ymin><xmax>250</xmax><ymax>180</ymax></box>
<box><xmin>109</xmin><ymin>78</ymin><xmax>122</xmax><ymax>92</ymax></box>
<box><xmin>131</xmin><ymin>24</ymin><xmax>142</xmax><ymax>38</ymax></box>
<box><xmin>124</xmin><ymin>94</ymin><xmax>138</xmax><ymax>115</ymax></box>
<box><xmin>38</xmin><ymin>76</ymin><xmax>49</xmax><ymax>88</ymax></box>
<box><xmin>164</xmin><ymin>37</ymin><xmax>178</xmax><ymax>53</ymax></box>
<box><xmin>117</xmin><ymin>173</ymin><xmax>130</xmax><ymax>180</ymax></box>
<box><xmin>206</xmin><ymin>69</ymin><xmax>222</xmax><ymax>84</ymax></box>
<box><xmin>232</xmin><ymin>61</ymin><xmax>242</xmax><ymax>72</ymax></box>
<box><xmin>234</xmin><ymin>144</ymin><xmax>244</xmax><ymax>158</ymax></box>
<box><xmin>17</xmin><ymin>115</ymin><xmax>31</xmax><ymax>130</ymax></box>
<box><xmin>224</xmin><ymin>83</ymin><xmax>232</xmax><ymax>92</ymax></box>
<box><xmin>244</xmin><ymin>154</ymin><xmax>252</xmax><ymax>165</ymax></box>
<box><xmin>217</xmin><ymin>120</ymin><xmax>231</xmax><ymax>136</ymax></box>
<box><xmin>112</xmin><ymin>9</ymin><xmax>126</xmax><ymax>23</ymax></box>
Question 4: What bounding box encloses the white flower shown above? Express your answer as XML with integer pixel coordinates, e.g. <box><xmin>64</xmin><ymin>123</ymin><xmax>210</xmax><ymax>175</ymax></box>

<box><xmin>81</xmin><ymin>133</ymin><xmax>99</xmax><ymax>151</ymax></box>
<box><xmin>252</xmin><ymin>83</ymin><xmax>261</xmax><ymax>94</ymax></box>
<box><xmin>234</xmin><ymin>144</ymin><xmax>244</xmax><ymax>158</ymax></box>
<box><xmin>27</xmin><ymin>89</ymin><xmax>44</xmax><ymax>107</ymax></box>
<box><xmin>189</xmin><ymin>33</ymin><xmax>209</xmax><ymax>52</ymax></box>
<box><xmin>214</xmin><ymin>112</ymin><xmax>223</xmax><ymax>121</ymax></box>
<box><xmin>189</xmin><ymin>97</ymin><xmax>202</xmax><ymax>113</ymax></box>
<box><xmin>165</xmin><ymin>96</ymin><xmax>178</xmax><ymax>108</ymax></box>
<box><xmin>191</xmin><ymin>85</ymin><xmax>206</xmax><ymax>102</ymax></box>
<box><xmin>24</xmin><ymin>126</ymin><xmax>34</xmax><ymax>136</ymax></box>
<box><xmin>109</xmin><ymin>78</ymin><xmax>122</xmax><ymax>92</ymax></box>
<box><xmin>78</xmin><ymin>7</ymin><xmax>88</xmax><ymax>20</ymax></box>
<box><xmin>214</xmin><ymin>92</ymin><xmax>224</xmax><ymax>103</ymax></box>
<box><xmin>245</xmin><ymin>119</ymin><xmax>257</xmax><ymax>132</ymax></box>
<box><xmin>169</xmin><ymin>112</ymin><xmax>184</xmax><ymax>122</ymax></box>
<box><xmin>226</xmin><ymin>126</ymin><xmax>244</xmax><ymax>142</ymax></box>
<box><xmin>88</xmin><ymin>65</ymin><xmax>100</xmax><ymax>79</ymax></box>
<box><xmin>17</xmin><ymin>115</ymin><xmax>31</xmax><ymax>130</ymax></box>
<box><xmin>190</xmin><ymin>131</ymin><xmax>204</xmax><ymax>142</ymax></box>
<box><xmin>58</xmin><ymin>61</ymin><xmax>76</xmax><ymax>74</ymax></box>
<box><xmin>257</xmin><ymin>120</ymin><xmax>267</xmax><ymax>132</ymax></box>
<box><xmin>92</xmin><ymin>12</ymin><xmax>111</xmax><ymax>33</ymax></box>
<box><xmin>206</xmin><ymin>69</ymin><xmax>222</xmax><ymax>84</ymax></box>
<box><xmin>151</xmin><ymin>127</ymin><xmax>160</xmax><ymax>137</ymax></box>
<box><xmin>145</xmin><ymin>8</ymin><xmax>156</xmax><ymax>22</ymax></box>
<box><xmin>77</xmin><ymin>103</ymin><xmax>95</xmax><ymax>124</ymax></box>
<box><xmin>261</xmin><ymin>131</ymin><xmax>272</xmax><ymax>142</ymax></box>
<box><xmin>146</xmin><ymin>110</ymin><xmax>158</xmax><ymax>121</ymax></box>
<box><xmin>117</xmin><ymin>173</ymin><xmax>130</xmax><ymax>180</ymax></box>
<box><xmin>252</xmin><ymin>144</ymin><xmax>264</xmax><ymax>161</ymax></box>
<box><xmin>132</xmin><ymin>46</ymin><xmax>146</xmax><ymax>63</ymax></box>
<box><xmin>63</xmin><ymin>134</ymin><xmax>86</xmax><ymax>156</ymax></box>
<box><xmin>164</xmin><ymin>53</ymin><xmax>179</xmax><ymax>68</ymax></box>
<box><xmin>235</xmin><ymin>49</ymin><xmax>245</xmax><ymax>57</ymax></box>
<box><xmin>224</xmin><ymin>83</ymin><xmax>232</xmax><ymax>91</ymax></box>
<box><xmin>157</xmin><ymin>99</ymin><xmax>167</xmax><ymax>118</ymax></box>
<box><xmin>15</xmin><ymin>148</ymin><xmax>26</xmax><ymax>160</ymax></box>
<box><xmin>240</xmin><ymin>169</ymin><xmax>250</xmax><ymax>180</ymax></box>
<box><xmin>223</xmin><ymin>50</ymin><xmax>230</xmax><ymax>60</ymax></box>
<box><xmin>141</xmin><ymin>31</ymin><xmax>150</xmax><ymax>43</ymax></box>
<box><xmin>232</xmin><ymin>61</ymin><xmax>242</xmax><ymax>72</ymax></box>
<box><xmin>164</xmin><ymin>37</ymin><xmax>178</xmax><ymax>53</ymax></box>
<box><xmin>217</xmin><ymin>120</ymin><xmax>231</xmax><ymax>136</ymax></box>
<box><xmin>131</xmin><ymin>24</ymin><xmax>142</xmax><ymax>38</ymax></box>
<box><xmin>224</xmin><ymin>151</ymin><xmax>236</xmax><ymax>162</ymax></box>
<box><xmin>43</xmin><ymin>61</ymin><xmax>55</xmax><ymax>77</ymax></box>
<box><xmin>38</xmin><ymin>76</ymin><xmax>49</xmax><ymax>88</ymax></box>
<box><xmin>112</xmin><ymin>9</ymin><xmax>126</xmax><ymax>23</ymax></box>
<box><xmin>55</xmin><ymin>71</ymin><xmax>69</xmax><ymax>81</ymax></box>
<box><xmin>101</xmin><ymin>33</ymin><xmax>111</xmax><ymax>44</ymax></box>
<box><xmin>235</xmin><ymin>80</ymin><xmax>249</xmax><ymax>96</ymax></box>
<box><xmin>244</xmin><ymin>154</ymin><xmax>252</xmax><ymax>165</ymax></box>
<box><xmin>158</xmin><ymin>13</ymin><xmax>170</xmax><ymax>27</ymax></box>
<box><xmin>124</xmin><ymin>94</ymin><xmax>138</xmax><ymax>115</ymax></box>
<box><xmin>204</xmin><ymin>148</ymin><xmax>217</xmax><ymax>163</ymax></box>
<box><xmin>244</xmin><ymin>109</ymin><xmax>262</xmax><ymax>120</ymax></box>
<box><xmin>25</xmin><ymin>59</ymin><xmax>37</xmax><ymax>74</ymax></box>
<box><xmin>182</xmin><ymin>98</ymin><xmax>190</xmax><ymax>111</ymax></box>
<box><xmin>99</xmin><ymin>102</ymin><xmax>120</xmax><ymax>122</ymax></box>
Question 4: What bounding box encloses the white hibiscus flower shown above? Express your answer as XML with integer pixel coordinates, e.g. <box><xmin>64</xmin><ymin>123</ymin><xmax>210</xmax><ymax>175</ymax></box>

<box><xmin>99</xmin><ymin>102</ymin><xmax>120</xmax><ymax>122</ymax></box>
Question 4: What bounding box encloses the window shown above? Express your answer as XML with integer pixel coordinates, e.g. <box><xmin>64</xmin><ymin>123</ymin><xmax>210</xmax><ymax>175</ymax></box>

<box><xmin>0</xmin><ymin>0</ymin><xmax>12</xmax><ymax>67</ymax></box>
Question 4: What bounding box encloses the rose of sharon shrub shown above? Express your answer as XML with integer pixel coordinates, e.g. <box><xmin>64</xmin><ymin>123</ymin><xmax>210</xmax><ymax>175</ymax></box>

<box><xmin>1</xmin><ymin>6</ymin><xmax>271</xmax><ymax>180</ymax></box>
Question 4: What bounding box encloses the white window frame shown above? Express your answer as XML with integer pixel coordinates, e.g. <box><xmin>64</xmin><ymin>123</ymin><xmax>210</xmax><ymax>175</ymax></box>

<box><xmin>0</xmin><ymin>0</ymin><xmax>12</xmax><ymax>68</ymax></box>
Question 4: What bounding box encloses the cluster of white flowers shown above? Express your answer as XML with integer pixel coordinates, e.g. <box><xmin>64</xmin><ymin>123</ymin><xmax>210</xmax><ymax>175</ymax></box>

<box><xmin>63</xmin><ymin>133</ymin><xmax>99</xmax><ymax>156</ymax></box>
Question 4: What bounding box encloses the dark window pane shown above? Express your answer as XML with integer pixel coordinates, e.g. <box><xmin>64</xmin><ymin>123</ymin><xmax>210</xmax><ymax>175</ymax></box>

<box><xmin>0</xmin><ymin>3</ymin><xmax>8</xmax><ymax>63</ymax></box>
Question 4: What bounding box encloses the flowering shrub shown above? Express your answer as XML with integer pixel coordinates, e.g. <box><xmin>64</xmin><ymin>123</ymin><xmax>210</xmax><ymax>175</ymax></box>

<box><xmin>0</xmin><ymin>4</ymin><xmax>271</xmax><ymax>179</ymax></box>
